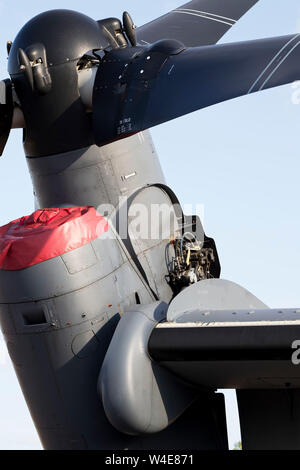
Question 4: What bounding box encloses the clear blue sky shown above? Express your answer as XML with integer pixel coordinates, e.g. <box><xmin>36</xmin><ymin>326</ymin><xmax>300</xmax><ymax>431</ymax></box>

<box><xmin>1</xmin><ymin>0</ymin><xmax>300</xmax><ymax>450</ymax></box>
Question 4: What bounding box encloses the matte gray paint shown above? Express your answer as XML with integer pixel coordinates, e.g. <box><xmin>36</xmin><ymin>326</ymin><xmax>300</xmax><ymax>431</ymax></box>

<box><xmin>167</xmin><ymin>278</ymin><xmax>268</xmax><ymax>321</ymax></box>
<box><xmin>0</xmin><ymin>178</ymin><xmax>227</xmax><ymax>449</ymax></box>
<box><xmin>99</xmin><ymin>302</ymin><xmax>197</xmax><ymax>435</ymax></box>
<box><xmin>27</xmin><ymin>131</ymin><xmax>165</xmax><ymax>211</ymax></box>
<box><xmin>150</xmin><ymin>281</ymin><xmax>300</xmax><ymax>389</ymax></box>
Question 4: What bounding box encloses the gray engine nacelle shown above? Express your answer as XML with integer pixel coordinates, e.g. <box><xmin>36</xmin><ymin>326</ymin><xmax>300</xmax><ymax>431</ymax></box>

<box><xmin>0</xmin><ymin>207</ymin><xmax>154</xmax><ymax>449</ymax></box>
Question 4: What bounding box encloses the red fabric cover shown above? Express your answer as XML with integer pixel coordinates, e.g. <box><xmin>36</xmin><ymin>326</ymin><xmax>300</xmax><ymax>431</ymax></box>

<box><xmin>0</xmin><ymin>207</ymin><xmax>109</xmax><ymax>271</ymax></box>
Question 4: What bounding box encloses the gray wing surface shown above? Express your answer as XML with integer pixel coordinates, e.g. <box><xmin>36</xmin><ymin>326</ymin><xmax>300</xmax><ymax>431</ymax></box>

<box><xmin>148</xmin><ymin>280</ymin><xmax>300</xmax><ymax>389</ymax></box>
<box><xmin>149</xmin><ymin>309</ymin><xmax>300</xmax><ymax>389</ymax></box>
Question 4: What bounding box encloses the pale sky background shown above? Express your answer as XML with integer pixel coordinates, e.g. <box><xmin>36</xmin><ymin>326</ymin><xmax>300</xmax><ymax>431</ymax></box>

<box><xmin>1</xmin><ymin>0</ymin><xmax>300</xmax><ymax>450</ymax></box>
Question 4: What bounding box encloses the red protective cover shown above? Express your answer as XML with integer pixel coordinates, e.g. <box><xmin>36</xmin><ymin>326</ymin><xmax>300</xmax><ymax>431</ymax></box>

<box><xmin>0</xmin><ymin>207</ymin><xmax>109</xmax><ymax>271</ymax></box>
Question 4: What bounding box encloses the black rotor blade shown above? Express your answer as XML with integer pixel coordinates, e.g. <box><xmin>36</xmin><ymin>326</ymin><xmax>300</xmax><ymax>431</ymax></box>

<box><xmin>0</xmin><ymin>80</ymin><xmax>13</xmax><ymax>156</ymax></box>
<box><xmin>136</xmin><ymin>0</ymin><xmax>259</xmax><ymax>47</ymax></box>
<box><xmin>93</xmin><ymin>34</ymin><xmax>300</xmax><ymax>147</ymax></box>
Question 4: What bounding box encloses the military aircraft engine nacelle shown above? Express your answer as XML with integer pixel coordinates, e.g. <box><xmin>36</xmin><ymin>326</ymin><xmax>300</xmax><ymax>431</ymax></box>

<box><xmin>0</xmin><ymin>206</ymin><xmax>131</xmax><ymax>449</ymax></box>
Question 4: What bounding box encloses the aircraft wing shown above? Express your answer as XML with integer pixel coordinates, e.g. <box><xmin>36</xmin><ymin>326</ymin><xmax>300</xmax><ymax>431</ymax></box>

<box><xmin>99</xmin><ymin>279</ymin><xmax>300</xmax><ymax>436</ymax></box>
<box><xmin>137</xmin><ymin>0</ymin><xmax>259</xmax><ymax>47</ymax></box>
<box><xmin>148</xmin><ymin>301</ymin><xmax>300</xmax><ymax>450</ymax></box>
<box><xmin>149</xmin><ymin>308</ymin><xmax>300</xmax><ymax>390</ymax></box>
<box><xmin>148</xmin><ymin>279</ymin><xmax>300</xmax><ymax>389</ymax></box>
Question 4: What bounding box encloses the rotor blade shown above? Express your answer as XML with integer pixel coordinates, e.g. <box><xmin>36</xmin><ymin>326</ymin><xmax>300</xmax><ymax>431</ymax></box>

<box><xmin>93</xmin><ymin>34</ymin><xmax>300</xmax><ymax>146</ymax></box>
<box><xmin>136</xmin><ymin>0</ymin><xmax>259</xmax><ymax>47</ymax></box>
<box><xmin>0</xmin><ymin>80</ymin><xmax>13</xmax><ymax>156</ymax></box>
